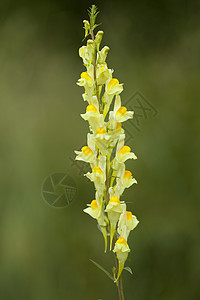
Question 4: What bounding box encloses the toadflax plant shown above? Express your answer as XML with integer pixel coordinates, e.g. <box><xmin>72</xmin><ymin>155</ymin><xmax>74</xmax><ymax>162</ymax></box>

<box><xmin>75</xmin><ymin>5</ymin><xmax>139</xmax><ymax>299</ymax></box>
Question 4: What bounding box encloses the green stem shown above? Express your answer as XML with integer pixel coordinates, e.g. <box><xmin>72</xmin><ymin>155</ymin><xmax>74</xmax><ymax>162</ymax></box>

<box><xmin>114</xmin><ymin>242</ymin><xmax>125</xmax><ymax>300</ymax></box>
<box><xmin>118</xmin><ymin>274</ymin><xmax>125</xmax><ymax>300</ymax></box>
<box><xmin>90</xmin><ymin>28</ymin><xmax>101</xmax><ymax>110</ymax></box>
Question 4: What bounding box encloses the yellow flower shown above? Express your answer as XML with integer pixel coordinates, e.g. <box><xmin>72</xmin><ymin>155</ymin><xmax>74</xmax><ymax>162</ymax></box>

<box><xmin>79</xmin><ymin>39</ymin><xmax>95</xmax><ymax>66</ymax></box>
<box><xmin>77</xmin><ymin>71</ymin><xmax>93</xmax><ymax>87</ymax></box>
<box><xmin>113</xmin><ymin>237</ymin><xmax>130</xmax><ymax>281</ymax></box>
<box><xmin>97</xmin><ymin>46</ymin><xmax>110</xmax><ymax>64</ymax></box>
<box><xmin>113</xmin><ymin>95</ymin><xmax>134</xmax><ymax>122</ymax></box>
<box><xmin>81</xmin><ymin>104</ymin><xmax>102</xmax><ymax>133</ymax></box>
<box><xmin>77</xmin><ymin>64</ymin><xmax>95</xmax><ymax>97</ymax></box>
<box><xmin>123</xmin><ymin>170</ymin><xmax>137</xmax><ymax>186</ymax></box>
<box><xmin>107</xmin><ymin>110</ymin><xmax>124</xmax><ymax>149</ymax></box>
<box><xmin>102</xmin><ymin>77</ymin><xmax>123</xmax><ymax>118</ymax></box>
<box><xmin>115</xmin><ymin>163</ymin><xmax>137</xmax><ymax>195</ymax></box>
<box><xmin>75</xmin><ymin>133</ymin><xmax>96</xmax><ymax>164</ymax></box>
<box><xmin>97</xmin><ymin>64</ymin><xmax>110</xmax><ymax>85</ymax></box>
<box><xmin>116</xmin><ymin>135</ymin><xmax>137</xmax><ymax>163</ymax></box>
<box><xmin>106</xmin><ymin>79</ymin><xmax>123</xmax><ymax>95</ymax></box>
<box><xmin>85</xmin><ymin>156</ymin><xmax>106</xmax><ymax>197</ymax></box>
<box><xmin>105</xmin><ymin>196</ymin><xmax>124</xmax><ymax>250</ymax></box>
<box><xmin>117</xmin><ymin>210</ymin><xmax>139</xmax><ymax>240</ymax></box>
<box><xmin>95</xmin><ymin>126</ymin><xmax>111</xmax><ymax>155</ymax></box>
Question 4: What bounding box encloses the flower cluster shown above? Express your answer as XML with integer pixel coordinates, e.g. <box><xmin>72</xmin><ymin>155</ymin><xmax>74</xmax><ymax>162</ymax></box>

<box><xmin>75</xmin><ymin>10</ymin><xmax>139</xmax><ymax>281</ymax></box>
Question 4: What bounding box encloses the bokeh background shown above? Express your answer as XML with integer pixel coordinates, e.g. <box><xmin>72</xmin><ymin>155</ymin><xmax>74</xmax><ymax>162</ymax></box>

<box><xmin>1</xmin><ymin>0</ymin><xmax>200</xmax><ymax>299</ymax></box>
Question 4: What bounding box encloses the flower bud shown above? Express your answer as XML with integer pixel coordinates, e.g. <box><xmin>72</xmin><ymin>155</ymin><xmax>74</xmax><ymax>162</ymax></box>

<box><xmin>87</xmin><ymin>39</ymin><xmax>95</xmax><ymax>64</ymax></box>
<box><xmin>83</xmin><ymin>20</ymin><xmax>90</xmax><ymax>38</ymax></box>
<box><xmin>97</xmin><ymin>46</ymin><xmax>109</xmax><ymax>64</ymax></box>
<box><xmin>95</xmin><ymin>30</ymin><xmax>104</xmax><ymax>51</ymax></box>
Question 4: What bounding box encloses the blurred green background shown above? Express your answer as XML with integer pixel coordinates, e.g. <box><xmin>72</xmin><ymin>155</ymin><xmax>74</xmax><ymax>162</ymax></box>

<box><xmin>0</xmin><ymin>0</ymin><xmax>200</xmax><ymax>299</ymax></box>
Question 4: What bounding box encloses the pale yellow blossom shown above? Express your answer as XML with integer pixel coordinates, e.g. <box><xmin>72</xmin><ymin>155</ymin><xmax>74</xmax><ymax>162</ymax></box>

<box><xmin>85</xmin><ymin>155</ymin><xmax>106</xmax><ymax>197</ymax></box>
<box><xmin>113</xmin><ymin>237</ymin><xmax>130</xmax><ymax>281</ymax></box>
<box><xmin>75</xmin><ymin>133</ymin><xmax>96</xmax><ymax>165</ymax></box>
<box><xmin>105</xmin><ymin>196</ymin><xmax>124</xmax><ymax>250</ymax></box>
<box><xmin>117</xmin><ymin>211</ymin><xmax>139</xmax><ymax>240</ymax></box>
<box><xmin>115</xmin><ymin>163</ymin><xmax>137</xmax><ymax>195</ymax></box>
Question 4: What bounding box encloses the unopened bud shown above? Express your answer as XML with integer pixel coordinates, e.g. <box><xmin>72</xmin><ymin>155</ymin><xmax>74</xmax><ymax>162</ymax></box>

<box><xmin>97</xmin><ymin>46</ymin><xmax>109</xmax><ymax>64</ymax></box>
<box><xmin>95</xmin><ymin>31</ymin><xmax>104</xmax><ymax>51</ymax></box>
<box><xmin>87</xmin><ymin>39</ymin><xmax>95</xmax><ymax>64</ymax></box>
<box><xmin>83</xmin><ymin>20</ymin><xmax>90</xmax><ymax>38</ymax></box>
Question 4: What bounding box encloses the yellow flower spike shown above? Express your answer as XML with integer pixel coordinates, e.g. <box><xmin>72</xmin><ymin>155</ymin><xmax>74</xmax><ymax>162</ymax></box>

<box><xmin>76</xmin><ymin>6</ymin><xmax>140</xmax><ymax>295</ymax></box>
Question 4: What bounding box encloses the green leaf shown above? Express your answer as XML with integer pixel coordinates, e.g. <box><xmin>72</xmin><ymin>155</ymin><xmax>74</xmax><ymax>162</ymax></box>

<box><xmin>124</xmin><ymin>266</ymin><xmax>133</xmax><ymax>275</ymax></box>
<box><xmin>90</xmin><ymin>259</ymin><xmax>114</xmax><ymax>281</ymax></box>
<box><xmin>92</xmin><ymin>23</ymin><xmax>102</xmax><ymax>31</ymax></box>
<box><xmin>88</xmin><ymin>5</ymin><xmax>99</xmax><ymax>29</ymax></box>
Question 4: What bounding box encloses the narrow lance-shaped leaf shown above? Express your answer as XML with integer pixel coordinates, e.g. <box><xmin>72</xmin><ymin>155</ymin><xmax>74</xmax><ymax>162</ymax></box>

<box><xmin>90</xmin><ymin>259</ymin><xmax>114</xmax><ymax>281</ymax></box>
